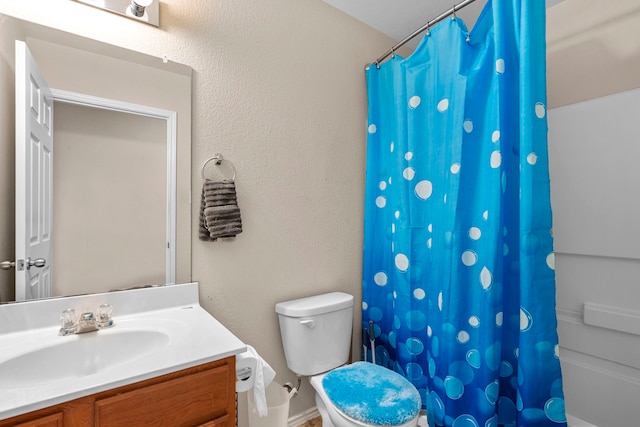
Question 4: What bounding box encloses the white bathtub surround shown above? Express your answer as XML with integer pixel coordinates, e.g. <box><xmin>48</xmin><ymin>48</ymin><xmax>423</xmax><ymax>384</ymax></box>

<box><xmin>0</xmin><ymin>282</ymin><xmax>246</xmax><ymax>420</ymax></box>
<box><xmin>549</xmin><ymin>89</ymin><xmax>640</xmax><ymax>426</ymax></box>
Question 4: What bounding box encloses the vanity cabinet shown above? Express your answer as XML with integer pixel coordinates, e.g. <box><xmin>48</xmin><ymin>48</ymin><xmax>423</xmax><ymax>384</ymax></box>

<box><xmin>0</xmin><ymin>357</ymin><xmax>235</xmax><ymax>427</ymax></box>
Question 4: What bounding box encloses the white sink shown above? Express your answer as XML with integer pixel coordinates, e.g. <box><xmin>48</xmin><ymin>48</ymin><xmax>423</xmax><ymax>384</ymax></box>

<box><xmin>0</xmin><ymin>329</ymin><xmax>170</xmax><ymax>388</ymax></box>
<box><xmin>0</xmin><ymin>283</ymin><xmax>246</xmax><ymax>420</ymax></box>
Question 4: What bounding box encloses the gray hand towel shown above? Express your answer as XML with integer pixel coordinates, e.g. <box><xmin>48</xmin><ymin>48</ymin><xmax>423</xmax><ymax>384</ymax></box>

<box><xmin>199</xmin><ymin>186</ymin><xmax>216</xmax><ymax>241</ymax></box>
<box><xmin>199</xmin><ymin>179</ymin><xmax>243</xmax><ymax>241</ymax></box>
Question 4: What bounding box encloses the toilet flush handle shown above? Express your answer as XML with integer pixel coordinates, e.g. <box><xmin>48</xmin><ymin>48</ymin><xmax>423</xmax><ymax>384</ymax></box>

<box><xmin>300</xmin><ymin>319</ymin><xmax>316</xmax><ymax>329</ymax></box>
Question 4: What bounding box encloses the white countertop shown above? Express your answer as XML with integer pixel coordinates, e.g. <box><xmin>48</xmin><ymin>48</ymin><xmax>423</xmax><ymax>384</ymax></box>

<box><xmin>0</xmin><ymin>283</ymin><xmax>246</xmax><ymax>420</ymax></box>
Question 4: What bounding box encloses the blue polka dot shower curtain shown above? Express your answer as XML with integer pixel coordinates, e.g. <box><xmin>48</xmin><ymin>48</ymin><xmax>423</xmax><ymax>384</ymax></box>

<box><xmin>362</xmin><ymin>1</ymin><xmax>566</xmax><ymax>426</ymax></box>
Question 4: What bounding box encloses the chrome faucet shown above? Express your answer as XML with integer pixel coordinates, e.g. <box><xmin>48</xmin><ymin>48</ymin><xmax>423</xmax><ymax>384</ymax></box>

<box><xmin>58</xmin><ymin>304</ymin><xmax>114</xmax><ymax>336</ymax></box>
<box><xmin>76</xmin><ymin>312</ymin><xmax>99</xmax><ymax>334</ymax></box>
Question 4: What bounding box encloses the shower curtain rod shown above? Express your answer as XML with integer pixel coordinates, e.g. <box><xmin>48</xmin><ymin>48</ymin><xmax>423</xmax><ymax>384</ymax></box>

<box><xmin>370</xmin><ymin>0</ymin><xmax>479</xmax><ymax>67</ymax></box>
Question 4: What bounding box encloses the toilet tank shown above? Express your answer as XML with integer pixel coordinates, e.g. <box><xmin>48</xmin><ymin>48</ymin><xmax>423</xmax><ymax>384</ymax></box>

<box><xmin>276</xmin><ymin>292</ymin><xmax>354</xmax><ymax>376</ymax></box>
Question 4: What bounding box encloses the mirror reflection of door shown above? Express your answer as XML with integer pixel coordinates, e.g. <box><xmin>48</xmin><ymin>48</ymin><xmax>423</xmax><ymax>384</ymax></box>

<box><xmin>15</xmin><ymin>40</ymin><xmax>53</xmax><ymax>301</ymax></box>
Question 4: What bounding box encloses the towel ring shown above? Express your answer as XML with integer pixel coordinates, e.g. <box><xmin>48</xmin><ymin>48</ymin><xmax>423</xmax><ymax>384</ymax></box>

<box><xmin>201</xmin><ymin>153</ymin><xmax>237</xmax><ymax>181</ymax></box>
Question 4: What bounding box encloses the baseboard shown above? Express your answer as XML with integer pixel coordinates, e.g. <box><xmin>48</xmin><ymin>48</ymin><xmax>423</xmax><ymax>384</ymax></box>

<box><xmin>288</xmin><ymin>406</ymin><xmax>320</xmax><ymax>427</ymax></box>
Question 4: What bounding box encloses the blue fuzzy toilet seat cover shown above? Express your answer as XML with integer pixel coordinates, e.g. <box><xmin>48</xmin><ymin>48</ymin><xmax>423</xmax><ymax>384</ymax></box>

<box><xmin>322</xmin><ymin>362</ymin><xmax>421</xmax><ymax>426</ymax></box>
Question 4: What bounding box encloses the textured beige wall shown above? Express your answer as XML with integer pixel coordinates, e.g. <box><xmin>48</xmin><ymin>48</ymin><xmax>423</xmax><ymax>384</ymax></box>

<box><xmin>547</xmin><ymin>0</ymin><xmax>640</xmax><ymax>107</ymax></box>
<box><xmin>0</xmin><ymin>0</ymin><xmax>395</xmax><ymax>421</ymax></box>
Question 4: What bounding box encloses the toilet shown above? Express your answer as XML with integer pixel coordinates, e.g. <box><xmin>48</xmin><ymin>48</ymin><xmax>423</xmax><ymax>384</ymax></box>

<box><xmin>275</xmin><ymin>292</ymin><xmax>421</xmax><ymax>427</ymax></box>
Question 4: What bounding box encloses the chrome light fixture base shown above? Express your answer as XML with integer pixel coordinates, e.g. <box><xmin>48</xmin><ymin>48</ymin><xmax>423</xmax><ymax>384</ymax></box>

<box><xmin>72</xmin><ymin>0</ymin><xmax>159</xmax><ymax>27</ymax></box>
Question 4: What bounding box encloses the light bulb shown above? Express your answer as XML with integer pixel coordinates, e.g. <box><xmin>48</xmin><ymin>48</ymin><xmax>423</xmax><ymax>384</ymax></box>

<box><xmin>130</xmin><ymin>0</ymin><xmax>153</xmax><ymax>17</ymax></box>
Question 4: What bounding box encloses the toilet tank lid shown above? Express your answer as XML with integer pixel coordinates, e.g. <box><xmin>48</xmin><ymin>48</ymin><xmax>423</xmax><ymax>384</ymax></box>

<box><xmin>275</xmin><ymin>292</ymin><xmax>354</xmax><ymax>317</ymax></box>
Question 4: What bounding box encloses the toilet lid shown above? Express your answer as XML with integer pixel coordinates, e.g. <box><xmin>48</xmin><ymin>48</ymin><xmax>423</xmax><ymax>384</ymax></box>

<box><xmin>322</xmin><ymin>362</ymin><xmax>421</xmax><ymax>426</ymax></box>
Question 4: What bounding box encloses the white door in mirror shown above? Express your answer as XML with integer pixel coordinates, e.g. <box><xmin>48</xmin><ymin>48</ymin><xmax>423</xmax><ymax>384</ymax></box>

<box><xmin>14</xmin><ymin>40</ymin><xmax>53</xmax><ymax>301</ymax></box>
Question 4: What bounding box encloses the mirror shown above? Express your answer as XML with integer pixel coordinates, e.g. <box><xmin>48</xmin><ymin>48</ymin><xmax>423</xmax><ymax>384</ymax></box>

<box><xmin>0</xmin><ymin>14</ymin><xmax>192</xmax><ymax>303</ymax></box>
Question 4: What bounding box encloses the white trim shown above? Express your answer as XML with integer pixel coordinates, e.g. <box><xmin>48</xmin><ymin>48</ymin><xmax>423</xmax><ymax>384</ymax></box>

<box><xmin>14</xmin><ymin>40</ymin><xmax>27</xmax><ymax>300</ymax></box>
<box><xmin>49</xmin><ymin>88</ymin><xmax>177</xmax><ymax>284</ymax></box>
<box><xmin>288</xmin><ymin>407</ymin><xmax>320</xmax><ymax>427</ymax></box>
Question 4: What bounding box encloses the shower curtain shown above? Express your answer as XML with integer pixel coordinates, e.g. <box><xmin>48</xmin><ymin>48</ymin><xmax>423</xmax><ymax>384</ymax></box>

<box><xmin>362</xmin><ymin>1</ymin><xmax>566</xmax><ymax>426</ymax></box>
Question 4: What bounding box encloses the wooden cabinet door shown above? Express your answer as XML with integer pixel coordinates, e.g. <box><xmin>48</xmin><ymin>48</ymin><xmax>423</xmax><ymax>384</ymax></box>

<box><xmin>10</xmin><ymin>413</ymin><xmax>63</xmax><ymax>427</ymax></box>
<box><xmin>95</xmin><ymin>366</ymin><xmax>230</xmax><ymax>427</ymax></box>
<box><xmin>196</xmin><ymin>414</ymin><xmax>229</xmax><ymax>427</ymax></box>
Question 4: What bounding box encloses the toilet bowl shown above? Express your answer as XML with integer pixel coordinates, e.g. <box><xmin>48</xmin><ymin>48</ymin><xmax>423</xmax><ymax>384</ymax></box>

<box><xmin>276</xmin><ymin>292</ymin><xmax>421</xmax><ymax>427</ymax></box>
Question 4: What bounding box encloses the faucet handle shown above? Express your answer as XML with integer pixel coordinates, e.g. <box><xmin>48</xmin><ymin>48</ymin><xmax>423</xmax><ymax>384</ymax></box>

<box><xmin>59</xmin><ymin>309</ymin><xmax>77</xmax><ymax>336</ymax></box>
<box><xmin>97</xmin><ymin>304</ymin><xmax>114</xmax><ymax>328</ymax></box>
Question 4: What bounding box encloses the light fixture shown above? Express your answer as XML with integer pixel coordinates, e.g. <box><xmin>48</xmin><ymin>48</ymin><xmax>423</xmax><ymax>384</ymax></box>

<box><xmin>129</xmin><ymin>0</ymin><xmax>152</xmax><ymax>17</ymax></box>
<box><xmin>72</xmin><ymin>0</ymin><xmax>160</xmax><ymax>27</ymax></box>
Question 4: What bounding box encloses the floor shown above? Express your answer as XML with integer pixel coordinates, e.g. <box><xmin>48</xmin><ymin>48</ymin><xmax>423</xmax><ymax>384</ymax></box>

<box><xmin>297</xmin><ymin>416</ymin><xmax>322</xmax><ymax>427</ymax></box>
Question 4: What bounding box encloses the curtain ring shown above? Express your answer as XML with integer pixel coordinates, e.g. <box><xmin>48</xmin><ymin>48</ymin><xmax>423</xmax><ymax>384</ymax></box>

<box><xmin>390</xmin><ymin>48</ymin><xmax>395</xmax><ymax>59</ymax></box>
<box><xmin>451</xmin><ymin>4</ymin><xmax>457</xmax><ymax>20</ymax></box>
<box><xmin>466</xmin><ymin>32</ymin><xmax>471</xmax><ymax>42</ymax></box>
<box><xmin>425</xmin><ymin>23</ymin><xmax>431</xmax><ymax>37</ymax></box>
